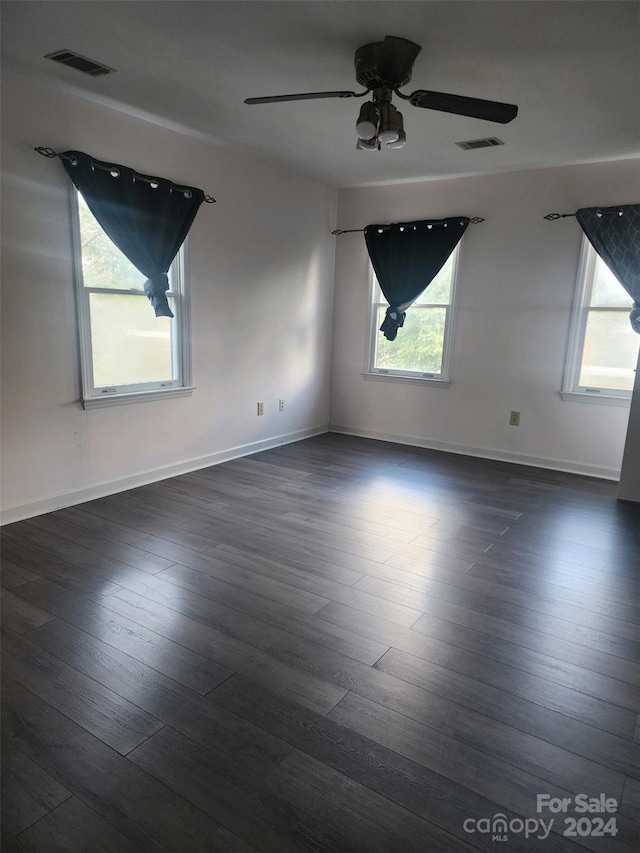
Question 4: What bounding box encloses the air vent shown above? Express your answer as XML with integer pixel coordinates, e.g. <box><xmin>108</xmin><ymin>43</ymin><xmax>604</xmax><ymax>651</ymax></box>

<box><xmin>45</xmin><ymin>49</ymin><xmax>115</xmax><ymax>77</ymax></box>
<box><xmin>455</xmin><ymin>137</ymin><xmax>504</xmax><ymax>151</ymax></box>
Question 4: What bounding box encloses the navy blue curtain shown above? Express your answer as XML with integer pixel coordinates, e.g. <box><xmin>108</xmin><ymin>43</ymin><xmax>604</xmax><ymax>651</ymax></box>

<box><xmin>576</xmin><ymin>205</ymin><xmax>640</xmax><ymax>333</ymax></box>
<box><xmin>365</xmin><ymin>218</ymin><xmax>469</xmax><ymax>340</ymax></box>
<box><xmin>62</xmin><ymin>150</ymin><xmax>205</xmax><ymax>318</ymax></box>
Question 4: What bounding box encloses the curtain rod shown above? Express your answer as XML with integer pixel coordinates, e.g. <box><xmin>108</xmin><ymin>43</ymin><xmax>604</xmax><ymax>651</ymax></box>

<box><xmin>35</xmin><ymin>147</ymin><xmax>216</xmax><ymax>203</ymax></box>
<box><xmin>332</xmin><ymin>216</ymin><xmax>484</xmax><ymax>235</ymax></box>
<box><xmin>544</xmin><ymin>208</ymin><xmax>625</xmax><ymax>221</ymax></box>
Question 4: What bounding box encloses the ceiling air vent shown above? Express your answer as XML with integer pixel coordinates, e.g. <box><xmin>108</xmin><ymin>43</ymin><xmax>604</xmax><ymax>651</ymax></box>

<box><xmin>455</xmin><ymin>137</ymin><xmax>504</xmax><ymax>151</ymax></box>
<box><xmin>45</xmin><ymin>49</ymin><xmax>115</xmax><ymax>77</ymax></box>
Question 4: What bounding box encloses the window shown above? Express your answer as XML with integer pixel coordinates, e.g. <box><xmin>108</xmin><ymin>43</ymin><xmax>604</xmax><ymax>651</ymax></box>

<box><xmin>562</xmin><ymin>237</ymin><xmax>639</xmax><ymax>404</ymax></box>
<box><xmin>367</xmin><ymin>246</ymin><xmax>460</xmax><ymax>382</ymax></box>
<box><xmin>72</xmin><ymin>192</ymin><xmax>191</xmax><ymax>408</ymax></box>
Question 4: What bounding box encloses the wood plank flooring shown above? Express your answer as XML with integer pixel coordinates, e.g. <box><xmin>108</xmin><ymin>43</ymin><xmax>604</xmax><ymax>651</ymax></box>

<box><xmin>2</xmin><ymin>433</ymin><xmax>639</xmax><ymax>852</ymax></box>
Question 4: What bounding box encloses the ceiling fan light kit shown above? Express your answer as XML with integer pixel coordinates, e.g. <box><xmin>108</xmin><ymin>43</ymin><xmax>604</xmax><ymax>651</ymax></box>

<box><xmin>355</xmin><ymin>88</ymin><xmax>406</xmax><ymax>150</ymax></box>
<box><xmin>245</xmin><ymin>35</ymin><xmax>518</xmax><ymax>151</ymax></box>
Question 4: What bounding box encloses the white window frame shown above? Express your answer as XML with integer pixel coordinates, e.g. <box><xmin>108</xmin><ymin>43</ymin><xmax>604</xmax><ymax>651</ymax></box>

<box><xmin>70</xmin><ymin>189</ymin><xmax>193</xmax><ymax>409</ymax></box>
<box><xmin>363</xmin><ymin>244</ymin><xmax>461</xmax><ymax>386</ymax></box>
<box><xmin>561</xmin><ymin>237</ymin><xmax>636</xmax><ymax>407</ymax></box>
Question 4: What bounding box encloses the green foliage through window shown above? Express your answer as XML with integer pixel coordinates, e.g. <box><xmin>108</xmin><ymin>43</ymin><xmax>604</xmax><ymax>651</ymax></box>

<box><xmin>375</xmin><ymin>306</ymin><xmax>446</xmax><ymax>373</ymax></box>
<box><xmin>78</xmin><ymin>195</ymin><xmax>146</xmax><ymax>291</ymax></box>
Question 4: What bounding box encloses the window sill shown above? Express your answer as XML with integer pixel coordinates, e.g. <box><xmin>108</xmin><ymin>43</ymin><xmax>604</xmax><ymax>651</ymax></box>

<box><xmin>82</xmin><ymin>386</ymin><xmax>195</xmax><ymax>410</ymax></box>
<box><xmin>362</xmin><ymin>372</ymin><xmax>451</xmax><ymax>388</ymax></box>
<box><xmin>560</xmin><ymin>391</ymin><xmax>631</xmax><ymax>407</ymax></box>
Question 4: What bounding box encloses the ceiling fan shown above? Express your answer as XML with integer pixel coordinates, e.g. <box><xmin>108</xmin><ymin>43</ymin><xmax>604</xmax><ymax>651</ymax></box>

<box><xmin>245</xmin><ymin>35</ymin><xmax>518</xmax><ymax>150</ymax></box>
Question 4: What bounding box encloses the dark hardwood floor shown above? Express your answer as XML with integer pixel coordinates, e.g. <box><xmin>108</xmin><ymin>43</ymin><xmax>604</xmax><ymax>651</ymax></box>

<box><xmin>1</xmin><ymin>433</ymin><xmax>639</xmax><ymax>852</ymax></box>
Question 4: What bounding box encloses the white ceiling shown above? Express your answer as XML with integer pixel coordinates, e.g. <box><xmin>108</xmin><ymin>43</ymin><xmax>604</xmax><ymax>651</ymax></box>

<box><xmin>3</xmin><ymin>1</ymin><xmax>639</xmax><ymax>188</ymax></box>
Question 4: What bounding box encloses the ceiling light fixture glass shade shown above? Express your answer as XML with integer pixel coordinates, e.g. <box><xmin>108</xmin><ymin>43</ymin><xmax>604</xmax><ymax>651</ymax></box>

<box><xmin>378</xmin><ymin>103</ymin><xmax>402</xmax><ymax>145</ymax></box>
<box><xmin>387</xmin><ymin>124</ymin><xmax>406</xmax><ymax>149</ymax></box>
<box><xmin>355</xmin><ymin>101</ymin><xmax>378</xmax><ymax>140</ymax></box>
<box><xmin>356</xmin><ymin>136</ymin><xmax>379</xmax><ymax>151</ymax></box>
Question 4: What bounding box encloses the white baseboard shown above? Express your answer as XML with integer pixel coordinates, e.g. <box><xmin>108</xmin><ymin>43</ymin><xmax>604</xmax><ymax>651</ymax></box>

<box><xmin>1</xmin><ymin>425</ymin><xmax>329</xmax><ymax>526</ymax></box>
<box><xmin>329</xmin><ymin>424</ymin><xmax>621</xmax><ymax>481</ymax></box>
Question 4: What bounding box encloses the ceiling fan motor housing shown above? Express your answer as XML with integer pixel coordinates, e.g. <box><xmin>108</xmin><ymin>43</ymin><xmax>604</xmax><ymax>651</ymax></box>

<box><xmin>355</xmin><ymin>42</ymin><xmax>412</xmax><ymax>90</ymax></box>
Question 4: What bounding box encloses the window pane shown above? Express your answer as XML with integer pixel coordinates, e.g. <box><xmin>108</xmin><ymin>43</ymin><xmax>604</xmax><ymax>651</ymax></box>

<box><xmin>89</xmin><ymin>293</ymin><xmax>174</xmax><ymax>387</ymax></box>
<box><xmin>414</xmin><ymin>255</ymin><xmax>453</xmax><ymax>305</ymax></box>
<box><xmin>579</xmin><ymin>310</ymin><xmax>640</xmax><ymax>391</ymax></box>
<box><xmin>78</xmin><ymin>194</ymin><xmax>146</xmax><ymax>291</ymax></box>
<box><xmin>375</xmin><ymin>306</ymin><xmax>446</xmax><ymax>373</ymax></box>
<box><xmin>591</xmin><ymin>257</ymin><xmax>633</xmax><ymax>308</ymax></box>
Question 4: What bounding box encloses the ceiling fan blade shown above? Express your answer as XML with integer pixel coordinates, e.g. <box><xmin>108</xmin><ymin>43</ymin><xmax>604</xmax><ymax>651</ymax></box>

<box><xmin>245</xmin><ymin>91</ymin><xmax>364</xmax><ymax>105</ymax></box>
<box><xmin>409</xmin><ymin>90</ymin><xmax>518</xmax><ymax>123</ymax></box>
<box><xmin>376</xmin><ymin>36</ymin><xmax>422</xmax><ymax>87</ymax></box>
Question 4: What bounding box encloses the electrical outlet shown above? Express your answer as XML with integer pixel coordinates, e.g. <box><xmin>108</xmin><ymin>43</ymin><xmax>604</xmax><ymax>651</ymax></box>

<box><xmin>509</xmin><ymin>410</ymin><xmax>521</xmax><ymax>426</ymax></box>
<box><xmin>278</xmin><ymin>398</ymin><xmax>285</xmax><ymax>412</ymax></box>
<box><xmin>257</xmin><ymin>402</ymin><xmax>264</xmax><ymax>416</ymax></box>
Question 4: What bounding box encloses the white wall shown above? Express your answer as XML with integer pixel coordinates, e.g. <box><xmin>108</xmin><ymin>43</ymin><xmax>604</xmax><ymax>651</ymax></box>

<box><xmin>330</xmin><ymin>160</ymin><xmax>640</xmax><ymax>479</ymax></box>
<box><xmin>618</xmin><ymin>348</ymin><xmax>640</xmax><ymax>502</ymax></box>
<box><xmin>1</xmin><ymin>74</ymin><xmax>338</xmax><ymax>522</ymax></box>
